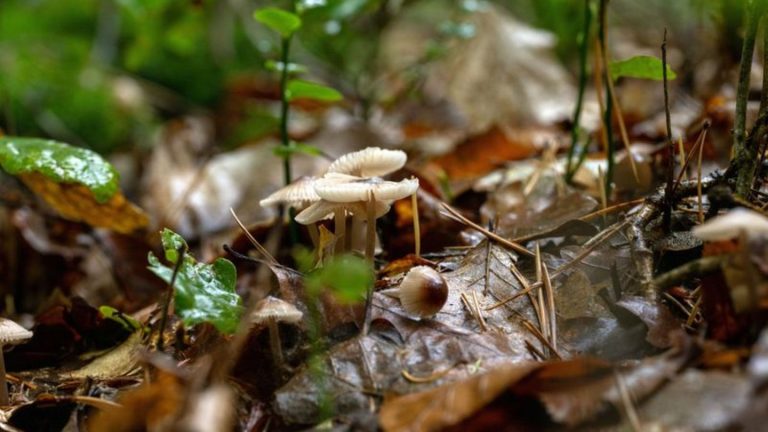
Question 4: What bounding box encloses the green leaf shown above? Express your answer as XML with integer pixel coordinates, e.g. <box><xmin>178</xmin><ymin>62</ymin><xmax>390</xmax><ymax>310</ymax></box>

<box><xmin>0</xmin><ymin>137</ymin><xmax>119</xmax><ymax>203</ymax></box>
<box><xmin>148</xmin><ymin>229</ymin><xmax>243</xmax><ymax>334</ymax></box>
<box><xmin>286</xmin><ymin>80</ymin><xmax>343</xmax><ymax>102</ymax></box>
<box><xmin>305</xmin><ymin>254</ymin><xmax>373</xmax><ymax>304</ymax></box>
<box><xmin>99</xmin><ymin>306</ymin><xmax>143</xmax><ymax>332</ymax></box>
<box><xmin>273</xmin><ymin>142</ymin><xmax>323</xmax><ymax>159</ymax></box>
<box><xmin>254</xmin><ymin>8</ymin><xmax>302</xmax><ymax>38</ymax></box>
<box><xmin>609</xmin><ymin>55</ymin><xmax>677</xmax><ymax>82</ymax></box>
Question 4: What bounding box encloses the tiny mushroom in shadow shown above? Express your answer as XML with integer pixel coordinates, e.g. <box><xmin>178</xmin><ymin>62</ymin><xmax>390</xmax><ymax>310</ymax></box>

<box><xmin>382</xmin><ymin>266</ymin><xmax>449</xmax><ymax>318</ymax></box>
<box><xmin>0</xmin><ymin>318</ymin><xmax>33</xmax><ymax>405</ymax></box>
<box><xmin>251</xmin><ymin>296</ymin><xmax>303</xmax><ymax>371</ymax></box>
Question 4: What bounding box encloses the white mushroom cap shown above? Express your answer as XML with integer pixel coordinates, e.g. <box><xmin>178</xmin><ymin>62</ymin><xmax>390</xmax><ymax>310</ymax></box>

<box><xmin>327</xmin><ymin>147</ymin><xmax>407</xmax><ymax>178</ymax></box>
<box><xmin>0</xmin><ymin>319</ymin><xmax>33</xmax><ymax>345</ymax></box>
<box><xmin>692</xmin><ymin>208</ymin><xmax>768</xmax><ymax>242</ymax></box>
<box><xmin>313</xmin><ymin>175</ymin><xmax>419</xmax><ymax>203</ymax></box>
<box><xmin>294</xmin><ymin>199</ymin><xmax>391</xmax><ymax>225</ymax></box>
<box><xmin>251</xmin><ymin>296</ymin><xmax>303</xmax><ymax>324</ymax></box>
<box><xmin>259</xmin><ymin>176</ymin><xmax>321</xmax><ymax>209</ymax></box>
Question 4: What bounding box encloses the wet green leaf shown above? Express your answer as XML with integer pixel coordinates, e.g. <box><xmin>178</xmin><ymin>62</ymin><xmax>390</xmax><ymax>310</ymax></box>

<box><xmin>286</xmin><ymin>79</ymin><xmax>343</xmax><ymax>102</ymax></box>
<box><xmin>609</xmin><ymin>55</ymin><xmax>676</xmax><ymax>81</ymax></box>
<box><xmin>148</xmin><ymin>229</ymin><xmax>243</xmax><ymax>334</ymax></box>
<box><xmin>0</xmin><ymin>137</ymin><xmax>119</xmax><ymax>203</ymax></box>
<box><xmin>254</xmin><ymin>8</ymin><xmax>302</xmax><ymax>38</ymax></box>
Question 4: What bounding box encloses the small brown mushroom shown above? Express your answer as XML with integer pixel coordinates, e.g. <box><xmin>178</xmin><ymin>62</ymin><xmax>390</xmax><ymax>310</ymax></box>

<box><xmin>251</xmin><ymin>297</ymin><xmax>303</xmax><ymax>370</ymax></box>
<box><xmin>0</xmin><ymin>318</ymin><xmax>33</xmax><ymax>405</ymax></box>
<box><xmin>383</xmin><ymin>266</ymin><xmax>448</xmax><ymax>318</ymax></box>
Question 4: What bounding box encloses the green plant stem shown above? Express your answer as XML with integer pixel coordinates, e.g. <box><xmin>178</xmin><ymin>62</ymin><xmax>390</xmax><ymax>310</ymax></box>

<box><xmin>156</xmin><ymin>246</ymin><xmax>186</xmax><ymax>353</ymax></box>
<box><xmin>279</xmin><ymin>36</ymin><xmax>293</xmax><ymax>187</ymax></box>
<box><xmin>566</xmin><ymin>0</ymin><xmax>594</xmax><ymax>183</ymax></box>
<box><xmin>597</xmin><ymin>0</ymin><xmax>613</xmax><ymax>199</ymax></box>
<box><xmin>733</xmin><ymin>0</ymin><xmax>764</xmax><ymax>197</ymax></box>
<box><xmin>662</xmin><ymin>29</ymin><xmax>674</xmax><ymax>232</ymax></box>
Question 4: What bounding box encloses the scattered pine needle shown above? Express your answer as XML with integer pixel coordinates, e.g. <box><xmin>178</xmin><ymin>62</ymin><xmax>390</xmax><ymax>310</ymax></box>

<box><xmin>229</xmin><ymin>208</ymin><xmax>277</xmax><ymax>264</ymax></box>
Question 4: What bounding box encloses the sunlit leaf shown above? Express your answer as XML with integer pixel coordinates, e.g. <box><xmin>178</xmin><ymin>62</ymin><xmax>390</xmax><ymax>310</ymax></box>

<box><xmin>147</xmin><ymin>229</ymin><xmax>243</xmax><ymax>334</ymax></box>
<box><xmin>305</xmin><ymin>254</ymin><xmax>373</xmax><ymax>304</ymax></box>
<box><xmin>254</xmin><ymin>8</ymin><xmax>302</xmax><ymax>38</ymax></box>
<box><xmin>609</xmin><ymin>55</ymin><xmax>676</xmax><ymax>81</ymax></box>
<box><xmin>272</xmin><ymin>142</ymin><xmax>323</xmax><ymax>159</ymax></box>
<box><xmin>0</xmin><ymin>137</ymin><xmax>119</xmax><ymax>203</ymax></box>
<box><xmin>286</xmin><ymin>79</ymin><xmax>343</xmax><ymax>102</ymax></box>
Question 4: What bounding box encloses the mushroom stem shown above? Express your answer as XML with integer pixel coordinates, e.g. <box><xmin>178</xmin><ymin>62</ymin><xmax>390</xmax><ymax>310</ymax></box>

<box><xmin>350</xmin><ymin>216</ymin><xmax>366</xmax><ymax>253</ymax></box>
<box><xmin>333</xmin><ymin>208</ymin><xmax>346</xmax><ymax>256</ymax></box>
<box><xmin>365</xmin><ymin>191</ymin><xmax>376</xmax><ymax>262</ymax></box>
<box><xmin>411</xmin><ymin>191</ymin><xmax>421</xmax><ymax>258</ymax></box>
<box><xmin>0</xmin><ymin>350</ymin><xmax>8</xmax><ymax>405</ymax></box>
<box><xmin>362</xmin><ymin>191</ymin><xmax>377</xmax><ymax>336</ymax></box>
<box><xmin>267</xmin><ymin>318</ymin><xmax>284</xmax><ymax>370</ymax></box>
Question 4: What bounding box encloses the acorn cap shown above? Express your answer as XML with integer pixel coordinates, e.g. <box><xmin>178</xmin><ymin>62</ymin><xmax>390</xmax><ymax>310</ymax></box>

<box><xmin>260</xmin><ymin>176</ymin><xmax>321</xmax><ymax>209</ymax></box>
<box><xmin>327</xmin><ymin>147</ymin><xmax>407</xmax><ymax>178</ymax></box>
<box><xmin>692</xmin><ymin>208</ymin><xmax>768</xmax><ymax>242</ymax></box>
<box><xmin>0</xmin><ymin>319</ymin><xmax>33</xmax><ymax>345</ymax></box>
<box><xmin>313</xmin><ymin>174</ymin><xmax>419</xmax><ymax>203</ymax></box>
<box><xmin>294</xmin><ymin>199</ymin><xmax>391</xmax><ymax>225</ymax></box>
<box><xmin>251</xmin><ymin>296</ymin><xmax>303</xmax><ymax>325</ymax></box>
<box><xmin>398</xmin><ymin>266</ymin><xmax>448</xmax><ymax>318</ymax></box>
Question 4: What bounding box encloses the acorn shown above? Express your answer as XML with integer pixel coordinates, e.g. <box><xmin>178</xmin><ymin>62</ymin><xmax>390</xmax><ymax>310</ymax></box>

<box><xmin>384</xmin><ymin>266</ymin><xmax>448</xmax><ymax>318</ymax></box>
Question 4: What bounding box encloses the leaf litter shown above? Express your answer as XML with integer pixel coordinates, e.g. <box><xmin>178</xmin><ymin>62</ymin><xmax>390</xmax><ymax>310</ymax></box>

<box><xmin>3</xmin><ymin>1</ymin><xmax>768</xmax><ymax>431</ymax></box>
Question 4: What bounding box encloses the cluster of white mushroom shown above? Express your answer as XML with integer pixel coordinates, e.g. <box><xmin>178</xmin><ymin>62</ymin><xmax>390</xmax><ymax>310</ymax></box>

<box><xmin>260</xmin><ymin>147</ymin><xmax>419</xmax><ymax>260</ymax></box>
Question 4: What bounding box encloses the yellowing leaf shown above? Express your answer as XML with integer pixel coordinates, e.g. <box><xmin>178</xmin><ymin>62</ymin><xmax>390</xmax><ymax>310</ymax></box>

<box><xmin>20</xmin><ymin>172</ymin><xmax>148</xmax><ymax>234</ymax></box>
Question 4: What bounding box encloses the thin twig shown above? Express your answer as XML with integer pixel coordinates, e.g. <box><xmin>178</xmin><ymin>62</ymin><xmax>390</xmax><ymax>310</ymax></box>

<box><xmin>651</xmin><ymin>255</ymin><xmax>728</xmax><ymax>291</ymax></box>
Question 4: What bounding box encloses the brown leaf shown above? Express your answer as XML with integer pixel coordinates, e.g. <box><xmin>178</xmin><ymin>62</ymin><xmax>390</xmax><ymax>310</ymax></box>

<box><xmin>88</xmin><ymin>370</ymin><xmax>184</xmax><ymax>432</ymax></box>
<box><xmin>429</xmin><ymin>127</ymin><xmax>537</xmax><ymax>181</ymax></box>
<box><xmin>379</xmin><ymin>362</ymin><xmax>539</xmax><ymax>432</ymax></box>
